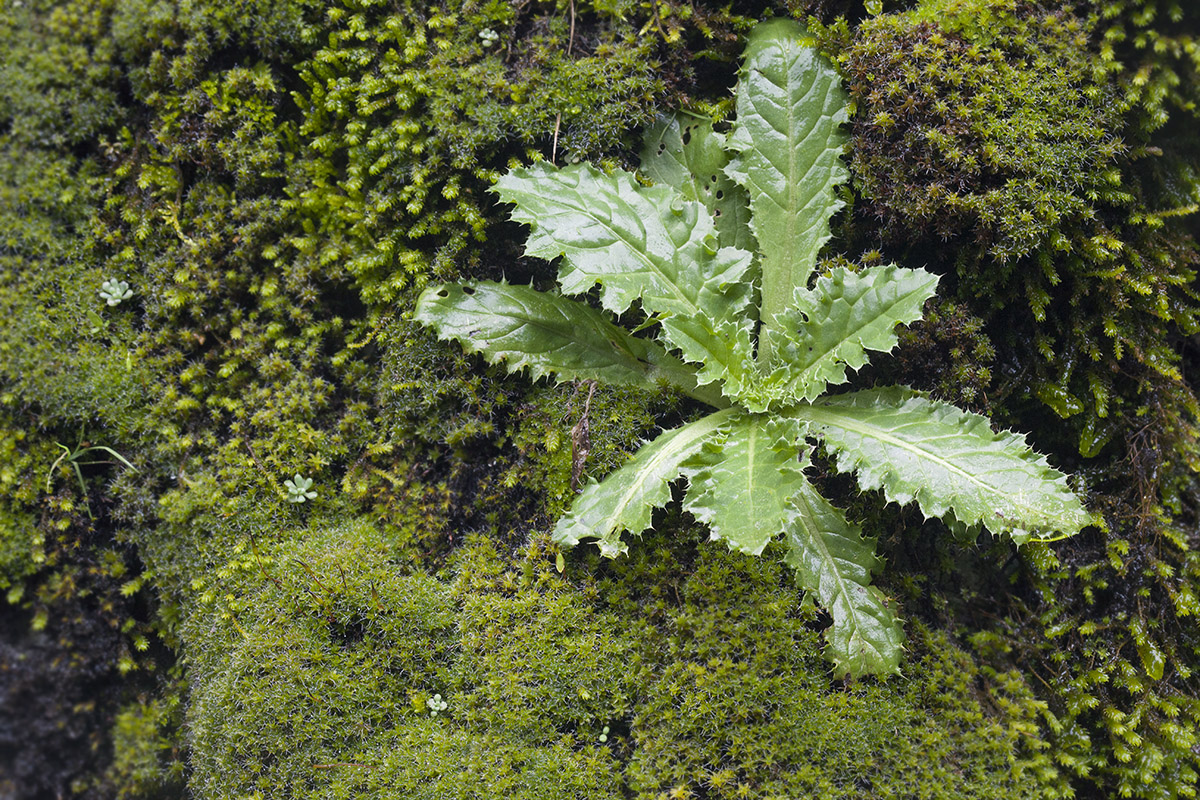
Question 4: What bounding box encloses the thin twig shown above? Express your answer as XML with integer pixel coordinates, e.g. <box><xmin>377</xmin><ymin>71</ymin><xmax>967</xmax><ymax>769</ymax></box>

<box><xmin>570</xmin><ymin>380</ymin><xmax>598</xmax><ymax>492</ymax></box>
<box><xmin>551</xmin><ymin>0</ymin><xmax>576</xmax><ymax>165</ymax></box>
<box><xmin>567</xmin><ymin>0</ymin><xmax>575</xmax><ymax>57</ymax></box>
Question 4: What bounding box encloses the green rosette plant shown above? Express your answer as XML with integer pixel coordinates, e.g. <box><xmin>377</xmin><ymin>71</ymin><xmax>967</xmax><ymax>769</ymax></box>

<box><xmin>415</xmin><ymin>19</ymin><xmax>1092</xmax><ymax>676</ymax></box>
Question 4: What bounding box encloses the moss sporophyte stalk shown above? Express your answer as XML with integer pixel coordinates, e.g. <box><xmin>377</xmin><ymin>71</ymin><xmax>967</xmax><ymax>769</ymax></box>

<box><xmin>416</xmin><ymin>19</ymin><xmax>1093</xmax><ymax>678</ymax></box>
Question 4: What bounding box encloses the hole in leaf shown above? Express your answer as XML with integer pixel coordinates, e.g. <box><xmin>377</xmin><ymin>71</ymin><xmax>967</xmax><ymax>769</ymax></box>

<box><xmin>462</xmin><ymin>286</ymin><xmax>476</xmax><ymax>295</ymax></box>
<box><xmin>681</xmin><ymin>127</ymin><xmax>692</xmax><ymax>145</ymax></box>
<box><xmin>715</xmin><ymin>189</ymin><xmax>724</xmax><ymax>200</ymax></box>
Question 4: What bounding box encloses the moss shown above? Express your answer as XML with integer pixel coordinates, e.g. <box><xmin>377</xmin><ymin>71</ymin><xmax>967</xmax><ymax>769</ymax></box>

<box><xmin>848</xmin><ymin>0</ymin><xmax>1127</xmax><ymax>265</ymax></box>
<box><xmin>616</xmin><ymin>541</ymin><xmax>1055</xmax><ymax>800</ymax></box>
<box><xmin>107</xmin><ymin>691</ymin><xmax>187</xmax><ymax>798</ymax></box>
<box><xmin>5</xmin><ymin>0</ymin><xmax>1200</xmax><ymax>797</ymax></box>
<box><xmin>889</xmin><ymin>299</ymin><xmax>995</xmax><ymax>410</ymax></box>
<box><xmin>0</xmin><ymin>0</ymin><xmax>121</xmax><ymax>148</ymax></box>
<box><xmin>183</xmin><ymin>523</ymin><xmax>1053</xmax><ymax>799</ymax></box>
<box><xmin>451</xmin><ymin>535</ymin><xmax>641</xmax><ymax>739</ymax></box>
<box><xmin>185</xmin><ymin>520</ymin><xmax>458</xmax><ymax>799</ymax></box>
<box><xmin>836</xmin><ymin>2</ymin><xmax>1200</xmax><ymax>797</ymax></box>
<box><xmin>841</xmin><ymin>0</ymin><xmax>1200</xmax><ymax>460</ymax></box>
<box><xmin>1092</xmin><ymin>0</ymin><xmax>1200</xmax><ymax>135</ymax></box>
<box><xmin>184</xmin><ymin>524</ymin><xmax>635</xmax><ymax>800</ymax></box>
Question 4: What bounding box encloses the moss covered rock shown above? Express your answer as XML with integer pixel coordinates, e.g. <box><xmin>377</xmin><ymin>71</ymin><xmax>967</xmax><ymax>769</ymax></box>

<box><xmin>3</xmin><ymin>0</ymin><xmax>1200</xmax><ymax>797</ymax></box>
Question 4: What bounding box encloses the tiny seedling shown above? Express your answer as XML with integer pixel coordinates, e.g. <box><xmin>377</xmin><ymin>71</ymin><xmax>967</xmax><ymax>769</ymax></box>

<box><xmin>426</xmin><ymin>693</ymin><xmax>448</xmax><ymax>716</ymax></box>
<box><xmin>45</xmin><ymin>440</ymin><xmax>138</xmax><ymax>519</ymax></box>
<box><xmin>416</xmin><ymin>20</ymin><xmax>1091</xmax><ymax>676</ymax></box>
<box><xmin>284</xmin><ymin>474</ymin><xmax>318</xmax><ymax>503</ymax></box>
<box><xmin>99</xmin><ymin>278</ymin><xmax>134</xmax><ymax>306</ymax></box>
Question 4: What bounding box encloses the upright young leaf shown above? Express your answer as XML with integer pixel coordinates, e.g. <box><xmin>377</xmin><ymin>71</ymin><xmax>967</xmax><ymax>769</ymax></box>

<box><xmin>552</xmin><ymin>408</ymin><xmax>737</xmax><ymax>557</ymax></box>
<box><xmin>493</xmin><ymin>162</ymin><xmax>755</xmax><ymax>387</ymax></box>
<box><xmin>640</xmin><ymin>115</ymin><xmax>754</xmax><ymax>252</ymax></box>
<box><xmin>740</xmin><ymin>265</ymin><xmax>940</xmax><ymax>408</ymax></box>
<box><xmin>784</xmin><ymin>480</ymin><xmax>903</xmax><ymax>676</ymax></box>
<box><xmin>725</xmin><ymin>19</ymin><xmax>850</xmax><ymax>358</ymax></box>
<box><xmin>414</xmin><ymin>281</ymin><xmax>725</xmax><ymax>407</ymax></box>
<box><xmin>681</xmin><ymin>415</ymin><xmax>806</xmax><ymax>556</ymax></box>
<box><xmin>799</xmin><ymin>387</ymin><xmax>1094</xmax><ymax>543</ymax></box>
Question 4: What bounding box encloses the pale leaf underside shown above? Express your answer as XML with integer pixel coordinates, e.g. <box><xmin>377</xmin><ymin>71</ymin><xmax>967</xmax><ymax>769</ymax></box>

<box><xmin>799</xmin><ymin>386</ymin><xmax>1093</xmax><ymax>543</ymax></box>
<box><xmin>551</xmin><ymin>409</ymin><xmax>736</xmax><ymax>557</ymax></box>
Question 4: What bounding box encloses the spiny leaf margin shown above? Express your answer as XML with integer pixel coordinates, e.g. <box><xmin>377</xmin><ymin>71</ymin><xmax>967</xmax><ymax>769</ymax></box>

<box><xmin>799</xmin><ymin>386</ymin><xmax>1093</xmax><ymax>544</ymax></box>
<box><xmin>784</xmin><ymin>479</ymin><xmax>904</xmax><ymax>676</ymax></box>
<box><xmin>725</xmin><ymin>18</ymin><xmax>850</xmax><ymax>358</ymax></box>
<box><xmin>413</xmin><ymin>280</ymin><xmax>723</xmax><ymax>406</ymax></box>
<box><xmin>552</xmin><ymin>408</ymin><xmax>737</xmax><ymax>557</ymax></box>
<box><xmin>735</xmin><ymin>265</ymin><xmax>940</xmax><ymax>409</ymax></box>
<box><xmin>681</xmin><ymin>413</ymin><xmax>807</xmax><ymax>556</ymax></box>
<box><xmin>491</xmin><ymin>161</ymin><xmax>756</xmax><ymax>389</ymax></box>
<box><xmin>640</xmin><ymin>115</ymin><xmax>755</xmax><ymax>252</ymax></box>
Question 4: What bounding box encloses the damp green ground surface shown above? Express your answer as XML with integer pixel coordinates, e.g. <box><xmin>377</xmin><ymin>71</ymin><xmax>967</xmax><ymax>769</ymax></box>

<box><xmin>2</xmin><ymin>0</ymin><xmax>1200</xmax><ymax>798</ymax></box>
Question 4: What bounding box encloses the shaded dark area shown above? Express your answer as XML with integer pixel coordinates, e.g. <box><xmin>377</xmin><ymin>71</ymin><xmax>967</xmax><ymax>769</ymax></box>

<box><xmin>0</xmin><ymin>558</ymin><xmax>171</xmax><ymax>800</ymax></box>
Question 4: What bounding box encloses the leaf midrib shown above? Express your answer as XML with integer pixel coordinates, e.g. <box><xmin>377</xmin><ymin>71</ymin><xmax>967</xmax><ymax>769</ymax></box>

<box><xmin>799</xmin><ymin>402</ymin><xmax>1019</xmax><ymax>511</ymax></box>
<box><xmin>547</xmin><ymin>192</ymin><xmax>701</xmax><ymax>317</ymax></box>
<box><xmin>604</xmin><ymin>409</ymin><xmax>735</xmax><ymax>533</ymax></box>
<box><xmin>785</xmin><ymin>275</ymin><xmax>938</xmax><ymax>388</ymax></box>
<box><xmin>789</xmin><ymin>486</ymin><xmax>884</xmax><ymax>661</ymax></box>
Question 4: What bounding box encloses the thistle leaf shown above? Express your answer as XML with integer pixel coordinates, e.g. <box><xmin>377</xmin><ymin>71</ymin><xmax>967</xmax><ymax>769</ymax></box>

<box><xmin>784</xmin><ymin>480</ymin><xmax>903</xmax><ymax>676</ymax></box>
<box><xmin>640</xmin><ymin>115</ymin><xmax>754</xmax><ymax>252</ymax></box>
<box><xmin>725</xmin><ymin>19</ymin><xmax>849</xmax><ymax>358</ymax></box>
<box><xmin>492</xmin><ymin>162</ymin><xmax>755</xmax><ymax>388</ymax></box>
<box><xmin>741</xmin><ymin>265</ymin><xmax>940</xmax><ymax>407</ymax></box>
<box><xmin>681</xmin><ymin>414</ymin><xmax>806</xmax><ymax>556</ymax></box>
<box><xmin>414</xmin><ymin>281</ymin><xmax>724</xmax><ymax>406</ymax></box>
<box><xmin>799</xmin><ymin>387</ymin><xmax>1094</xmax><ymax>543</ymax></box>
<box><xmin>552</xmin><ymin>408</ymin><xmax>737</xmax><ymax>557</ymax></box>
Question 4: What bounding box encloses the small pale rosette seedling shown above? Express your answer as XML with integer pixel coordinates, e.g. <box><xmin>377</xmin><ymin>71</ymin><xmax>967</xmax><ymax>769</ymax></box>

<box><xmin>426</xmin><ymin>693</ymin><xmax>448</xmax><ymax>717</ymax></box>
<box><xmin>99</xmin><ymin>278</ymin><xmax>134</xmax><ymax>306</ymax></box>
<box><xmin>416</xmin><ymin>20</ymin><xmax>1093</xmax><ymax>677</ymax></box>
<box><xmin>284</xmin><ymin>474</ymin><xmax>317</xmax><ymax>503</ymax></box>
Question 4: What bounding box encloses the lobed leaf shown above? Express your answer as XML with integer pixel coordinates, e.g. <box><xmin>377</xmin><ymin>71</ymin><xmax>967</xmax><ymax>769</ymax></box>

<box><xmin>492</xmin><ymin>162</ymin><xmax>754</xmax><ymax>389</ymax></box>
<box><xmin>640</xmin><ymin>115</ymin><xmax>755</xmax><ymax>252</ymax></box>
<box><xmin>742</xmin><ymin>265</ymin><xmax>940</xmax><ymax>407</ymax></box>
<box><xmin>798</xmin><ymin>386</ymin><xmax>1094</xmax><ymax>543</ymax></box>
<box><xmin>725</xmin><ymin>19</ymin><xmax>850</xmax><ymax>359</ymax></box>
<box><xmin>682</xmin><ymin>411</ymin><xmax>903</xmax><ymax>674</ymax></box>
<box><xmin>552</xmin><ymin>409</ymin><xmax>737</xmax><ymax>557</ymax></box>
<box><xmin>681</xmin><ymin>413</ymin><xmax>806</xmax><ymax>556</ymax></box>
<box><xmin>784</xmin><ymin>479</ymin><xmax>904</xmax><ymax>676</ymax></box>
<box><xmin>413</xmin><ymin>281</ymin><xmax>724</xmax><ymax>406</ymax></box>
